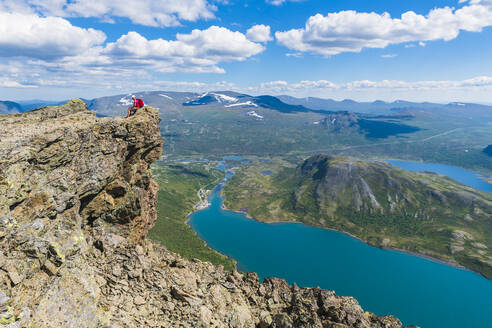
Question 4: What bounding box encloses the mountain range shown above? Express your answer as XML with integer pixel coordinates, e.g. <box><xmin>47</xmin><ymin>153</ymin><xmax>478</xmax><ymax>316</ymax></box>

<box><xmin>277</xmin><ymin>95</ymin><xmax>492</xmax><ymax>117</ymax></box>
<box><xmin>3</xmin><ymin>91</ymin><xmax>491</xmax><ymax>174</ymax></box>
<box><xmin>81</xmin><ymin>90</ymin><xmax>492</xmax><ymax>118</ymax></box>
<box><xmin>0</xmin><ymin>100</ymin><xmax>22</xmax><ymax>115</ymax></box>
<box><xmin>0</xmin><ymin>100</ymin><xmax>65</xmax><ymax>114</ymax></box>
<box><xmin>3</xmin><ymin>91</ymin><xmax>492</xmax><ymax>120</ymax></box>
<box><xmin>79</xmin><ymin>92</ymin><xmax>426</xmax><ymax>143</ymax></box>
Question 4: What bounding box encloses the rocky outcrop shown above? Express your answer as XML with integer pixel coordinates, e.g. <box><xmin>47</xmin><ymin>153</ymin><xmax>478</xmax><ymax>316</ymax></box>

<box><xmin>0</xmin><ymin>100</ymin><xmax>162</xmax><ymax>327</ymax></box>
<box><xmin>0</xmin><ymin>101</ymin><xmax>411</xmax><ymax>327</ymax></box>
<box><xmin>320</xmin><ymin>112</ymin><xmax>358</xmax><ymax>131</ymax></box>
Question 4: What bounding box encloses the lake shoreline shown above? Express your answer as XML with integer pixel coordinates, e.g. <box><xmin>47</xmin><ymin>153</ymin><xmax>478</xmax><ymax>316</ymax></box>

<box><xmin>184</xmin><ymin>188</ymin><xmax>240</xmax><ymax>269</ymax></box>
<box><xmin>186</xmin><ymin>183</ymin><xmax>486</xmax><ymax>281</ymax></box>
<box><xmin>220</xmin><ymin>201</ymin><xmax>485</xmax><ymax>279</ymax></box>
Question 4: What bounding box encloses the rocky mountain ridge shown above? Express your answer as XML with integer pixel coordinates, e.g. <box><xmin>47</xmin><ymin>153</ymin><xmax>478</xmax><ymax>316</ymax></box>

<box><xmin>0</xmin><ymin>100</ymin><xmax>412</xmax><ymax>327</ymax></box>
<box><xmin>294</xmin><ymin>155</ymin><xmax>491</xmax><ymax>220</ymax></box>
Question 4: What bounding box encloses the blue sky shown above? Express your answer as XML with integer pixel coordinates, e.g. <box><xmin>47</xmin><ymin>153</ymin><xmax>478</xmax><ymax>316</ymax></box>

<box><xmin>1</xmin><ymin>0</ymin><xmax>492</xmax><ymax>102</ymax></box>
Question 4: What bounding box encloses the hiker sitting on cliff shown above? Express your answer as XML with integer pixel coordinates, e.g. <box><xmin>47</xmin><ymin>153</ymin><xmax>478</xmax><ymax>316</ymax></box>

<box><xmin>127</xmin><ymin>95</ymin><xmax>144</xmax><ymax>117</ymax></box>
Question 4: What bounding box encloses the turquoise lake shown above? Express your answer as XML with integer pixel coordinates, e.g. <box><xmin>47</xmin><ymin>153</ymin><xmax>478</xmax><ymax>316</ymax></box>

<box><xmin>188</xmin><ymin>159</ymin><xmax>492</xmax><ymax>328</ymax></box>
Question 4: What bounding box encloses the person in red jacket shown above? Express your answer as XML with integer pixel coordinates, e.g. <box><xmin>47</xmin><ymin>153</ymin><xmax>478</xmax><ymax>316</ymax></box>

<box><xmin>127</xmin><ymin>95</ymin><xmax>144</xmax><ymax>117</ymax></box>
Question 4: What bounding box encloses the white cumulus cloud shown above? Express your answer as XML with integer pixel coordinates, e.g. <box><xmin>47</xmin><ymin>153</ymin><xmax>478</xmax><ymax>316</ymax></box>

<box><xmin>275</xmin><ymin>2</ymin><xmax>492</xmax><ymax>55</ymax></box>
<box><xmin>176</xmin><ymin>26</ymin><xmax>265</xmax><ymax>61</ymax></box>
<box><xmin>103</xmin><ymin>26</ymin><xmax>264</xmax><ymax>73</ymax></box>
<box><xmin>266</xmin><ymin>0</ymin><xmax>286</xmax><ymax>5</ymax></box>
<box><xmin>0</xmin><ymin>79</ymin><xmax>37</xmax><ymax>88</ymax></box>
<box><xmin>246</xmin><ymin>25</ymin><xmax>273</xmax><ymax>42</ymax></box>
<box><xmin>0</xmin><ymin>12</ymin><xmax>106</xmax><ymax>59</ymax></box>
<box><xmin>265</xmin><ymin>0</ymin><xmax>302</xmax><ymax>6</ymax></box>
<box><xmin>0</xmin><ymin>24</ymin><xmax>266</xmax><ymax>94</ymax></box>
<box><xmin>0</xmin><ymin>0</ymin><xmax>217</xmax><ymax>27</ymax></box>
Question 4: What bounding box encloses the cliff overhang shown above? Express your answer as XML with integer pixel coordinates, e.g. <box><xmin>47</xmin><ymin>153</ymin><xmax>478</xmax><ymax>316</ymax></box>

<box><xmin>0</xmin><ymin>100</ymin><xmax>162</xmax><ymax>326</ymax></box>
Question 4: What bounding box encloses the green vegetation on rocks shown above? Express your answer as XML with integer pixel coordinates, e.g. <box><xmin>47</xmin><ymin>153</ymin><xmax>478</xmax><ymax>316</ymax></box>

<box><xmin>223</xmin><ymin>155</ymin><xmax>492</xmax><ymax>279</ymax></box>
<box><xmin>149</xmin><ymin>162</ymin><xmax>236</xmax><ymax>270</ymax></box>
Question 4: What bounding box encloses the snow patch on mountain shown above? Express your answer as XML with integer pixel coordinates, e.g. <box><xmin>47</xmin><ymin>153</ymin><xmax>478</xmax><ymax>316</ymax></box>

<box><xmin>210</xmin><ymin>93</ymin><xmax>237</xmax><ymax>103</ymax></box>
<box><xmin>225</xmin><ymin>101</ymin><xmax>258</xmax><ymax>108</ymax></box>
<box><xmin>183</xmin><ymin>92</ymin><xmax>260</xmax><ymax>108</ymax></box>
<box><xmin>159</xmin><ymin>94</ymin><xmax>173</xmax><ymax>100</ymax></box>
<box><xmin>119</xmin><ymin>97</ymin><xmax>132</xmax><ymax>106</ymax></box>
<box><xmin>246</xmin><ymin>110</ymin><xmax>264</xmax><ymax>119</ymax></box>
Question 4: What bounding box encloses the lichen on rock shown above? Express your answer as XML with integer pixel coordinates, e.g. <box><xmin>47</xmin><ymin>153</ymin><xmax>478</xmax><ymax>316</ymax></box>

<box><xmin>0</xmin><ymin>100</ymin><xmax>413</xmax><ymax>327</ymax></box>
<box><xmin>0</xmin><ymin>100</ymin><xmax>161</xmax><ymax>327</ymax></box>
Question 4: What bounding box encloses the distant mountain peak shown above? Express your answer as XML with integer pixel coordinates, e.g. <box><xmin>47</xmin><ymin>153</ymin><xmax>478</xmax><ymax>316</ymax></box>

<box><xmin>0</xmin><ymin>100</ymin><xmax>22</xmax><ymax>115</ymax></box>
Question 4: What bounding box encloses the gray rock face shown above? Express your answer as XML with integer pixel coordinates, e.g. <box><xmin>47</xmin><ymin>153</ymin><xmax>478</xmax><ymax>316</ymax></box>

<box><xmin>0</xmin><ymin>100</ymin><xmax>161</xmax><ymax>327</ymax></box>
<box><xmin>0</xmin><ymin>100</ymin><xmax>411</xmax><ymax>327</ymax></box>
<box><xmin>320</xmin><ymin>111</ymin><xmax>359</xmax><ymax>131</ymax></box>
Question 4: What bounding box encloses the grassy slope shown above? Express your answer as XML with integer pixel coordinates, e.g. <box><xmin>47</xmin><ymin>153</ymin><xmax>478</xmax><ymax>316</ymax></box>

<box><xmin>149</xmin><ymin>162</ymin><xmax>236</xmax><ymax>270</ymax></box>
<box><xmin>223</xmin><ymin>158</ymin><xmax>492</xmax><ymax>279</ymax></box>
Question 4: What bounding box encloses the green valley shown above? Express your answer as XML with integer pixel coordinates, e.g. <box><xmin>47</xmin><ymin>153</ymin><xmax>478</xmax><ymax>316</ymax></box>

<box><xmin>160</xmin><ymin>104</ymin><xmax>492</xmax><ymax>176</ymax></box>
<box><xmin>148</xmin><ymin>161</ymin><xmax>235</xmax><ymax>270</ymax></box>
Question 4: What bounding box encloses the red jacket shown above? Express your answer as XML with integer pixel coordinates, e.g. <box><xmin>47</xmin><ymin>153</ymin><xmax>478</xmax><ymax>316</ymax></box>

<box><xmin>133</xmin><ymin>98</ymin><xmax>144</xmax><ymax>108</ymax></box>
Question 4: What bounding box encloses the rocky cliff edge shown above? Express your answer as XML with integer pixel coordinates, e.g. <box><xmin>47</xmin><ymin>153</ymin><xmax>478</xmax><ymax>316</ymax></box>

<box><xmin>0</xmin><ymin>100</ymin><xmax>413</xmax><ymax>328</ymax></box>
